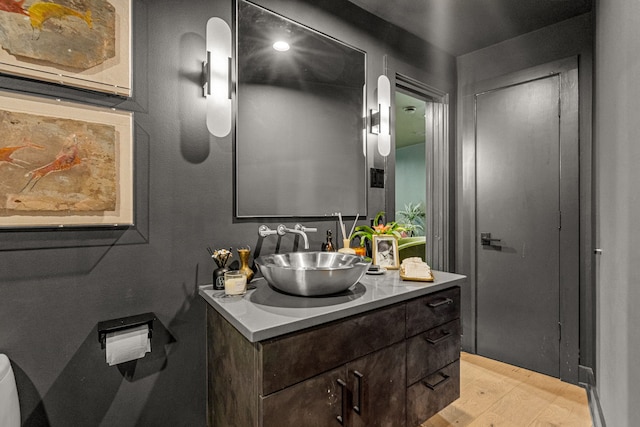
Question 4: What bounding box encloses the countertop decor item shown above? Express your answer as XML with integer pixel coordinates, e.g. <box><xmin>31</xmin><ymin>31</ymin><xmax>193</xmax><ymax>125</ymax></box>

<box><xmin>209</xmin><ymin>247</ymin><xmax>232</xmax><ymax>290</ymax></box>
<box><xmin>224</xmin><ymin>270</ymin><xmax>247</xmax><ymax>296</ymax></box>
<box><xmin>399</xmin><ymin>257</ymin><xmax>434</xmax><ymax>282</ymax></box>
<box><xmin>237</xmin><ymin>247</ymin><xmax>254</xmax><ymax>283</ymax></box>
<box><xmin>336</xmin><ymin>212</ymin><xmax>358</xmax><ymax>254</ymax></box>
<box><xmin>372</xmin><ymin>234</ymin><xmax>400</xmax><ymax>270</ymax></box>
<box><xmin>351</xmin><ymin>211</ymin><xmax>406</xmax><ymax>248</ymax></box>
<box><xmin>321</xmin><ymin>229</ymin><xmax>335</xmax><ymax>252</ymax></box>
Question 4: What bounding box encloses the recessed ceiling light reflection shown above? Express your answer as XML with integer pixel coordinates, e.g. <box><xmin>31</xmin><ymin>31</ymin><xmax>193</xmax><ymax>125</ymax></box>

<box><xmin>272</xmin><ymin>41</ymin><xmax>290</xmax><ymax>52</ymax></box>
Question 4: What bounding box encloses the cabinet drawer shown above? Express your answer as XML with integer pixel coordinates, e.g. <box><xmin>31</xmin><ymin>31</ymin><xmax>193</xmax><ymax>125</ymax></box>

<box><xmin>406</xmin><ymin>360</ymin><xmax>460</xmax><ymax>427</ymax></box>
<box><xmin>406</xmin><ymin>287</ymin><xmax>460</xmax><ymax>337</ymax></box>
<box><xmin>260</xmin><ymin>304</ymin><xmax>406</xmax><ymax>395</ymax></box>
<box><xmin>406</xmin><ymin>319</ymin><xmax>460</xmax><ymax>386</ymax></box>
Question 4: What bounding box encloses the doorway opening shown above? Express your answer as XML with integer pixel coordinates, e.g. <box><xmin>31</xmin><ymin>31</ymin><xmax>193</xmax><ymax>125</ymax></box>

<box><xmin>394</xmin><ymin>75</ymin><xmax>450</xmax><ymax>271</ymax></box>
<box><xmin>395</xmin><ymin>91</ymin><xmax>427</xmax><ymax>237</ymax></box>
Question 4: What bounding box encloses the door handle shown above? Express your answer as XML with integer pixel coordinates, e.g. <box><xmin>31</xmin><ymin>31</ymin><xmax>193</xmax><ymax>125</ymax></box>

<box><xmin>480</xmin><ymin>232</ymin><xmax>502</xmax><ymax>247</ymax></box>
<box><xmin>336</xmin><ymin>379</ymin><xmax>347</xmax><ymax>425</ymax></box>
<box><xmin>425</xmin><ymin>330</ymin><xmax>452</xmax><ymax>345</ymax></box>
<box><xmin>422</xmin><ymin>372</ymin><xmax>450</xmax><ymax>390</ymax></box>
<box><xmin>352</xmin><ymin>370</ymin><xmax>363</xmax><ymax>415</ymax></box>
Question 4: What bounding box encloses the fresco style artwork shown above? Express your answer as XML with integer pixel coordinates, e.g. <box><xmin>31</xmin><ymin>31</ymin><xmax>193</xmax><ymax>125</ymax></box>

<box><xmin>0</xmin><ymin>0</ymin><xmax>131</xmax><ymax>95</ymax></box>
<box><xmin>0</xmin><ymin>91</ymin><xmax>133</xmax><ymax>227</ymax></box>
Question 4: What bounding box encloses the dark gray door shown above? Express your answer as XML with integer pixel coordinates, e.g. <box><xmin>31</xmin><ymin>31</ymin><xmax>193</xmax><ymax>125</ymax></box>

<box><xmin>475</xmin><ymin>75</ymin><xmax>560</xmax><ymax>377</ymax></box>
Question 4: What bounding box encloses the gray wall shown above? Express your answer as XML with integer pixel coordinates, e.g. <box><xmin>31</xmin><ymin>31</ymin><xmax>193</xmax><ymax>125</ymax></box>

<box><xmin>594</xmin><ymin>0</ymin><xmax>640</xmax><ymax>425</ymax></box>
<box><xmin>456</xmin><ymin>13</ymin><xmax>594</xmax><ymax>366</ymax></box>
<box><xmin>0</xmin><ymin>0</ymin><xmax>456</xmax><ymax>425</ymax></box>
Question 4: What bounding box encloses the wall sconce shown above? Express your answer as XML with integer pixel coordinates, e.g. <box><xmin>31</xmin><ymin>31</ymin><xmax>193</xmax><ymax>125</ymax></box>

<box><xmin>371</xmin><ymin>75</ymin><xmax>391</xmax><ymax>156</ymax></box>
<box><xmin>203</xmin><ymin>17</ymin><xmax>232</xmax><ymax>137</ymax></box>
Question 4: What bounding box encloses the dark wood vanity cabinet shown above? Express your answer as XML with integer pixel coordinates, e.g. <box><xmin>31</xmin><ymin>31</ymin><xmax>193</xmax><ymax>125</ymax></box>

<box><xmin>207</xmin><ymin>286</ymin><xmax>461</xmax><ymax>427</ymax></box>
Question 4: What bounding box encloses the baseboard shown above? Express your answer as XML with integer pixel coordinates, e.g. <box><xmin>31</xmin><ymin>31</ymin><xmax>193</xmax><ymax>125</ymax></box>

<box><xmin>579</xmin><ymin>364</ymin><xmax>595</xmax><ymax>386</ymax></box>
<box><xmin>579</xmin><ymin>365</ymin><xmax>606</xmax><ymax>427</ymax></box>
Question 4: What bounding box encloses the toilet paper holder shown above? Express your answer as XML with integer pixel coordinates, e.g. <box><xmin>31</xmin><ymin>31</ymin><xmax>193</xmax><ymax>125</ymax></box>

<box><xmin>98</xmin><ymin>312</ymin><xmax>156</xmax><ymax>349</ymax></box>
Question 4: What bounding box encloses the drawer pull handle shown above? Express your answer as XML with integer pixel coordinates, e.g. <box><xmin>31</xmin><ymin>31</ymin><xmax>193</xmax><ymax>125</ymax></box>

<box><xmin>422</xmin><ymin>372</ymin><xmax>450</xmax><ymax>390</ymax></box>
<box><xmin>336</xmin><ymin>379</ymin><xmax>347</xmax><ymax>425</ymax></box>
<box><xmin>425</xmin><ymin>330</ymin><xmax>452</xmax><ymax>345</ymax></box>
<box><xmin>427</xmin><ymin>297</ymin><xmax>454</xmax><ymax>308</ymax></box>
<box><xmin>353</xmin><ymin>370</ymin><xmax>363</xmax><ymax>414</ymax></box>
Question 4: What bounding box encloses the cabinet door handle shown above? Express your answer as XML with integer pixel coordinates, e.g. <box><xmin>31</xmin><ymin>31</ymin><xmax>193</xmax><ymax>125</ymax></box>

<box><xmin>352</xmin><ymin>370</ymin><xmax>363</xmax><ymax>414</ymax></box>
<box><xmin>422</xmin><ymin>372</ymin><xmax>450</xmax><ymax>390</ymax></box>
<box><xmin>427</xmin><ymin>297</ymin><xmax>453</xmax><ymax>308</ymax></box>
<box><xmin>336</xmin><ymin>378</ymin><xmax>347</xmax><ymax>425</ymax></box>
<box><xmin>425</xmin><ymin>330</ymin><xmax>452</xmax><ymax>345</ymax></box>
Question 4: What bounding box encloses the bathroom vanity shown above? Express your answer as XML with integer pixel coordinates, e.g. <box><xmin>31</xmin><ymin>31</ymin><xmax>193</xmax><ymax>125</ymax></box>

<box><xmin>199</xmin><ymin>270</ymin><xmax>465</xmax><ymax>427</ymax></box>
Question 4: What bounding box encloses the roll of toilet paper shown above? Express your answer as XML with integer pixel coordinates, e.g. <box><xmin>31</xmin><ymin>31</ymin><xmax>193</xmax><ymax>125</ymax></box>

<box><xmin>105</xmin><ymin>324</ymin><xmax>151</xmax><ymax>366</ymax></box>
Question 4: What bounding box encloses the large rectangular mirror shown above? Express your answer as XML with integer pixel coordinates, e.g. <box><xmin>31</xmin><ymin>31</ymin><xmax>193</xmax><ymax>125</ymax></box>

<box><xmin>235</xmin><ymin>0</ymin><xmax>367</xmax><ymax>218</ymax></box>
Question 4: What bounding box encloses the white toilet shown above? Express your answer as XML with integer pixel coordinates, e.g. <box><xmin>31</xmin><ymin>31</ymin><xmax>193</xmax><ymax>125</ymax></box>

<box><xmin>0</xmin><ymin>354</ymin><xmax>20</xmax><ymax>427</ymax></box>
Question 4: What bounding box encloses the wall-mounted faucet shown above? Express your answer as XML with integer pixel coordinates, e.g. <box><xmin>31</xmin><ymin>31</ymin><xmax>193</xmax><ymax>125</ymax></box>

<box><xmin>276</xmin><ymin>223</ymin><xmax>317</xmax><ymax>249</ymax></box>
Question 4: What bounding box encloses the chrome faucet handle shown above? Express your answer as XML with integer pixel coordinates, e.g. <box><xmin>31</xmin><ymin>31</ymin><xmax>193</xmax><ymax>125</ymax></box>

<box><xmin>258</xmin><ymin>225</ymin><xmax>278</xmax><ymax>237</ymax></box>
<box><xmin>295</xmin><ymin>223</ymin><xmax>317</xmax><ymax>233</ymax></box>
<box><xmin>276</xmin><ymin>224</ymin><xmax>288</xmax><ymax>236</ymax></box>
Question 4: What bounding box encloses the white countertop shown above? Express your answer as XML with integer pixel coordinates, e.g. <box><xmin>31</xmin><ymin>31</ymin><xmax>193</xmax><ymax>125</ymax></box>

<box><xmin>199</xmin><ymin>269</ymin><xmax>466</xmax><ymax>342</ymax></box>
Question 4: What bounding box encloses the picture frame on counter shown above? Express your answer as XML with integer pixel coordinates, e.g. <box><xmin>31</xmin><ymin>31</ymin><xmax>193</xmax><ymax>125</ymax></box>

<box><xmin>0</xmin><ymin>90</ymin><xmax>134</xmax><ymax>228</ymax></box>
<box><xmin>372</xmin><ymin>235</ymin><xmax>399</xmax><ymax>270</ymax></box>
<box><xmin>0</xmin><ymin>0</ymin><xmax>132</xmax><ymax>96</ymax></box>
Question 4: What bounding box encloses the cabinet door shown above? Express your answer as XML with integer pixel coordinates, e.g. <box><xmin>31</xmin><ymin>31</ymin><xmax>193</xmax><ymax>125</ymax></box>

<box><xmin>261</xmin><ymin>366</ymin><xmax>347</xmax><ymax>427</ymax></box>
<box><xmin>348</xmin><ymin>342</ymin><xmax>406</xmax><ymax>427</ymax></box>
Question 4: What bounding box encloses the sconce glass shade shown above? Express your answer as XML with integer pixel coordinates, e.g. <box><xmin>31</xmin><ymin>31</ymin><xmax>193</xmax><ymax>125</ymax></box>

<box><xmin>205</xmin><ymin>17</ymin><xmax>232</xmax><ymax>137</ymax></box>
<box><xmin>377</xmin><ymin>74</ymin><xmax>391</xmax><ymax>156</ymax></box>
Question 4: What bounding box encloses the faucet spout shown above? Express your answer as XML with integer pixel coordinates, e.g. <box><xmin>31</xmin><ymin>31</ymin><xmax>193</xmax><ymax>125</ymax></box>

<box><xmin>277</xmin><ymin>224</ymin><xmax>310</xmax><ymax>249</ymax></box>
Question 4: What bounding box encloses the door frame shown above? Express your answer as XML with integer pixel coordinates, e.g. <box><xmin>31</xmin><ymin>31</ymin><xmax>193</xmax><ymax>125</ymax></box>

<box><xmin>458</xmin><ymin>57</ymin><xmax>580</xmax><ymax>382</ymax></box>
<box><xmin>393</xmin><ymin>73</ymin><xmax>451</xmax><ymax>271</ymax></box>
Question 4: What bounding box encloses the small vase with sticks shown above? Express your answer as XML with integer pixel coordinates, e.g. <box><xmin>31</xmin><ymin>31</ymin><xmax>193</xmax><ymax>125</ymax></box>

<box><xmin>336</xmin><ymin>212</ymin><xmax>358</xmax><ymax>254</ymax></box>
<box><xmin>208</xmin><ymin>247</ymin><xmax>232</xmax><ymax>290</ymax></box>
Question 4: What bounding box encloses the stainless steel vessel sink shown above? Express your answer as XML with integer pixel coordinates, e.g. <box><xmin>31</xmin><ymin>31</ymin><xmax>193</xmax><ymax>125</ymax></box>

<box><xmin>255</xmin><ymin>252</ymin><xmax>371</xmax><ymax>296</ymax></box>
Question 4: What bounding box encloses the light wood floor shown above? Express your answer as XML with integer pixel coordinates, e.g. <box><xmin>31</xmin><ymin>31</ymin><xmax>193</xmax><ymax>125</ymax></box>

<box><xmin>422</xmin><ymin>352</ymin><xmax>592</xmax><ymax>427</ymax></box>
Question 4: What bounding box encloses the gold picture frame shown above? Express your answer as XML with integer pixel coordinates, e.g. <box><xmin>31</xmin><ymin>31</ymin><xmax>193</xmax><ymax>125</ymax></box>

<box><xmin>0</xmin><ymin>90</ymin><xmax>133</xmax><ymax>227</ymax></box>
<box><xmin>0</xmin><ymin>0</ymin><xmax>131</xmax><ymax>96</ymax></box>
<box><xmin>372</xmin><ymin>235</ymin><xmax>399</xmax><ymax>270</ymax></box>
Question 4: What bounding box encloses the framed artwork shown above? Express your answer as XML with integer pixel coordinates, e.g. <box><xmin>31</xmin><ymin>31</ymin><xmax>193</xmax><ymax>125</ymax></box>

<box><xmin>0</xmin><ymin>0</ymin><xmax>131</xmax><ymax>96</ymax></box>
<box><xmin>372</xmin><ymin>235</ymin><xmax>399</xmax><ymax>270</ymax></box>
<box><xmin>0</xmin><ymin>90</ymin><xmax>133</xmax><ymax>227</ymax></box>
